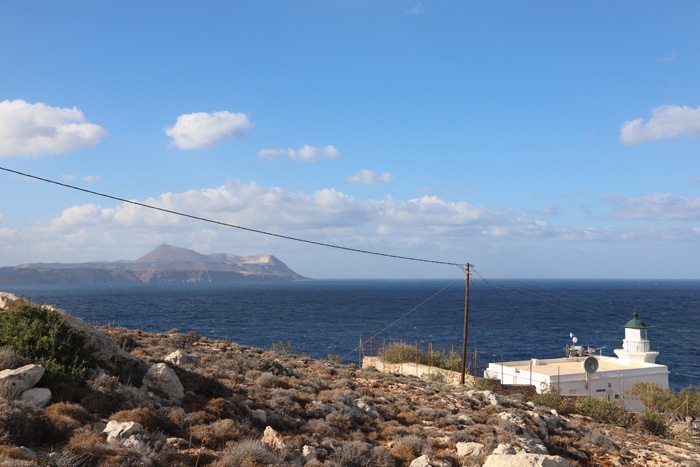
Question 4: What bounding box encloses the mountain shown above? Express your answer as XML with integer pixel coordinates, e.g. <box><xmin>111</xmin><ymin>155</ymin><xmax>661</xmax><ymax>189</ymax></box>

<box><xmin>0</xmin><ymin>245</ymin><xmax>307</xmax><ymax>284</ymax></box>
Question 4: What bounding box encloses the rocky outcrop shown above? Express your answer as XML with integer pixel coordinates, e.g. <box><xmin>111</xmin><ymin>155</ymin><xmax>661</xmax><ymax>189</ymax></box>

<box><xmin>0</xmin><ymin>364</ymin><xmax>45</xmax><ymax>392</ymax></box>
<box><xmin>142</xmin><ymin>363</ymin><xmax>184</xmax><ymax>403</ymax></box>
<box><xmin>483</xmin><ymin>453</ymin><xmax>575</xmax><ymax>467</ymax></box>
<box><xmin>103</xmin><ymin>421</ymin><xmax>143</xmax><ymax>442</ymax></box>
<box><xmin>164</xmin><ymin>349</ymin><xmax>198</xmax><ymax>366</ymax></box>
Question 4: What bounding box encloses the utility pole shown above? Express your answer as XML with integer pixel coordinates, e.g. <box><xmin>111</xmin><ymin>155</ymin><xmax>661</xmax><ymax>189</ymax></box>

<box><xmin>460</xmin><ymin>263</ymin><xmax>470</xmax><ymax>385</ymax></box>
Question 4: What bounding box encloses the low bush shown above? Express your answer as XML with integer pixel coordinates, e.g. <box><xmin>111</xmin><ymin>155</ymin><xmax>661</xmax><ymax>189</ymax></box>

<box><xmin>640</xmin><ymin>409</ymin><xmax>670</xmax><ymax>437</ymax></box>
<box><xmin>577</xmin><ymin>397</ymin><xmax>633</xmax><ymax>428</ymax></box>
<box><xmin>212</xmin><ymin>438</ymin><xmax>279</xmax><ymax>466</ymax></box>
<box><xmin>379</xmin><ymin>343</ymin><xmax>461</xmax><ymax>372</ymax></box>
<box><xmin>0</xmin><ymin>399</ymin><xmax>59</xmax><ymax>446</ymax></box>
<box><xmin>328</xmin><ymin>440</ymin><xmax>395</xmax><ymax>467</ymax></box>
<box><xmin>0</xmin><ymin>304</ymin><xmax>98</xmax><ymax>383</ymax></box>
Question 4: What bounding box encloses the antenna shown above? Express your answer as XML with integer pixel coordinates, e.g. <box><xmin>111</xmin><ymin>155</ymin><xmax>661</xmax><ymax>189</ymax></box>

<box><xmin>583</xmin><ymin>356</ymin><xmax>599</xmax><ymax>374</ymax></box>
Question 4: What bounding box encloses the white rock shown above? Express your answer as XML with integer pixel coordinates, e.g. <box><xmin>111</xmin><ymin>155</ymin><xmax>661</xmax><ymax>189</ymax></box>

<box><xmin>302</xmin><ymin>445</ymin><xmax>318</xmax><ymax>461</ymax></box>
<box><xmin>492</xmin><ymin>443</ymin><xmax>517</xmax><ymax>455</ymax></box>
<box><xmin>167</xmin><ymin>437</ymin><xmax>190</xmax><ymax>447</ymax></box>
<box><xmin>103</xmin><ymin>421</ymin><xmax>143</xmax><ymax>442</ymax></box>
<box><xmin>143</xmin><ymin>363</ymin><xmax>184</xmax><ymax>403</ymax></box>
<box><xmin>262</xmin><ymin>426</ymin><xmax>285</xmax><ymax>450</ymax></box>
<box><xmin>0</xmin><ymin>364</ymin><xmax>45</xmax><ymax>392</ymax></box>
<box><xmin>123</xmin><ymin>434</ymin><xmax>147</xmax><ymax>450</ymax></box>
<box><xmin>20</xmin><ymin>387</ymin><xmax>51</xmax><ymax>407</ymax></box>
<box><xmin>409</xmin><ymin>455</ymin><xmax>452</xmax><ymax>467</ymax></box>
<box><xmin>483</xmin><ymin>453</ymin><xmax>575</xmax><ymax>467</ymax></box>
<box><xmin>456</xmin><ymin>441</ymin><xmax>484</xmax><ymax>457</ymax></box>
<box><xmin>164</xmin><ymin>349</ymin><xmax>198</xmax><ymax>366</ymax></box>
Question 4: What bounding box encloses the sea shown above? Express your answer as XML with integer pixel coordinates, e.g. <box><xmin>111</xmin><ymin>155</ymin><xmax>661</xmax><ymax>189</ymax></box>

<box><xmin>1</xmin><ymin>279</ymin><xmax>697</xmax><ymax>391</ymax></box>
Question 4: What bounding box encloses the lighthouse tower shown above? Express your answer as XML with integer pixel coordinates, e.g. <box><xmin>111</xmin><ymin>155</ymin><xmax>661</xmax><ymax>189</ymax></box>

<box><xmin>614</xmin><ymin>312</ymin><xmax>659</xmax><ymax>364</ymax></box>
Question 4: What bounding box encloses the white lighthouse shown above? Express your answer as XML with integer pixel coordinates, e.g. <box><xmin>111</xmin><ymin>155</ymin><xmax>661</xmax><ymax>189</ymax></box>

<box><xmin>613</xmin><ymin>312</ymin><xmax>659</xmax><ymax>364</ymax></box>
<box><xmin>485</xmin><ymin>311</ymin><xmax>669</xmax><ymax>410</ymax></box>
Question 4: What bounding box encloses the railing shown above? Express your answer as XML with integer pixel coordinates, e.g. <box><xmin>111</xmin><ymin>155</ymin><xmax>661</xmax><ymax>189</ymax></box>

<box><xmin>614</xmin><ymin>339</ymin><xmax>658</xmax><ymax>352</ymax></box>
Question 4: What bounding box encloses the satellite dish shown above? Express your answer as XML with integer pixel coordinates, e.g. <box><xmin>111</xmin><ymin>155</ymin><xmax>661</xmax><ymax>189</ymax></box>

<box><xmin>570</xmin><ymin>332</ymin><xmax>574</xmax><ymax>338</ymax></box>
<box><xmin>583</xmin><ymin>356</ymin><xmax>599</xmax><ymax>374</ymax></box>
<box><xmin>572</xmin><ymin>337</ymin><xmax>578</xmax><ymax>344</ymax></box>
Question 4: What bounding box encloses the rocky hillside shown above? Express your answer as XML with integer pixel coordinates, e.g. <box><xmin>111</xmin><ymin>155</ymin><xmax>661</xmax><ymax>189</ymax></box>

<box><xmin>0</xmin><ymin>244</ymin><xmax>307</xmax><ymax>284</ymax></box>
<box><xmin>0</xmin><ymin>292</ymin><xmax>699</xmax><ymax>466</ymax></box>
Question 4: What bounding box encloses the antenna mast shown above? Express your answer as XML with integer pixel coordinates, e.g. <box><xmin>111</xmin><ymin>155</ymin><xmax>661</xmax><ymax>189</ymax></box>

<box><xmin>461</xmin><ymin>263</ymin><xmax>470</xmax><ymax>385</ymax></box>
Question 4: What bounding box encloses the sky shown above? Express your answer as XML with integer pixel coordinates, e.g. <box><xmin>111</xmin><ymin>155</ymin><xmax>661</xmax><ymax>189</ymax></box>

<box><xmin>0</xmin><ymin>1</ymin><xmax>699</xmax><ymax>280</ymax></box>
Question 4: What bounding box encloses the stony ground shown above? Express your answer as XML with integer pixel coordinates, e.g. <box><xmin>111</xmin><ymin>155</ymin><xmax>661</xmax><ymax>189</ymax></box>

<box><xmin>0</xmin><ymin>300</ymin><xmax>699</xmax><ymax>466</ymax></box>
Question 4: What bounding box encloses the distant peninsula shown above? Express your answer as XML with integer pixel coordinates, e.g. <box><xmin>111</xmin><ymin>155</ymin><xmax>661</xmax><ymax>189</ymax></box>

<box><xmin>0</xmin><ymin>244</ymin><xmax>307</xmax><ymax>284</ymax></box>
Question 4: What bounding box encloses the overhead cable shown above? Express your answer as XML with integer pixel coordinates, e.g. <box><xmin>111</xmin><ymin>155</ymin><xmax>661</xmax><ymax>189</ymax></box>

<box><xmin>0</xmin><ymin>166</ymin><xmax>465</xmax><ymax>268</ymax></box>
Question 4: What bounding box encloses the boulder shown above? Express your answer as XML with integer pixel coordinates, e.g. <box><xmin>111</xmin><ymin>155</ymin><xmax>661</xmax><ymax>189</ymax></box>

<box><xmin>251</xmin><ymin>409</ymin><xmax>267</xmax><ymax>424</ymax></box>
<box><xmin>20</xmin><ymin>387</ymin><xmax>52</xmax><ymax>407</ymax></box>
<box><xmin>164</xmin><ymin>350</ymin><xmax>198</xmax><ymax>366</ymax></box>
<box><xmin>492</xmin><ymin>444</ymin><xmax>517</xmax><ymax>455</ymax></box>
<box><xmin>143</xmin><ymin>363</ymin><xmax>184</xmax><ymax>404</ymax></box>
<box><xmin>456</xmin><ymin>441</ymin><xmax>484</xmax><ymax>458</ymax></box>
<box><xmin>0</xmin><ymin>364</ymin><xmax>45</xmax><ymax>392</ymax></box>
<box><xmin>409</xmin><ymin>455</ymin><xmax>452</xmax><ymax>467</ymax></box>
<box><xmin>262</xmin><ymin>426</ymin><xmax>285</xmax><ymax>450</ymax></box>
<box><xmin>103</xmin><ymin>421</ymin><xmax>143</xmax><ymax>442</ymax></box>
<box><xmin>483</xmin><ymin>453</ymin><xmax>575</xmax><ymax>467</ymax></box>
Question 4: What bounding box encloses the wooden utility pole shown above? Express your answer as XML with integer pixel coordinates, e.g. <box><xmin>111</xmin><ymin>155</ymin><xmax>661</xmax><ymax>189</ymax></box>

<box><xmin>460</xmin><ymin>263</ymin><xmax>471</xmax><ymax>385</ymax></box>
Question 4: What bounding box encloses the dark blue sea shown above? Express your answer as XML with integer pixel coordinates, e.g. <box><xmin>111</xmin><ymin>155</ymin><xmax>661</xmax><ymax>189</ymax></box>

<box><xmin>2</xmin><ymin>279</ymin><xmax>697</xmax><ymax>390</ymax></box>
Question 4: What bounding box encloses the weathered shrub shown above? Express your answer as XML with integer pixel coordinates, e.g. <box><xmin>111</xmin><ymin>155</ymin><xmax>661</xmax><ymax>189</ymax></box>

<box><xmin>0</xmin><ymin>400</ymin><xmax>59</xmax><ymax>446</ymax></box>
<box><xmin>212</xmin><ymin>438</ymin><xmax>279</xmax><ymax>466</ymax></box>
<box><xmin>0</xmin><ymin>305</ymin><xmax>98</xmax><ymax>383</ymax></box>
<box><xmin>0</xmin><ymin>348</ymin><xmax>30</xmax><ymax>371</ymax></box>
<box><xmin>391</xmin><ymin>434</ymin><xmax>429</xmax><ymax>462</ymax></box>
<box><xmin>328</xmin><ymin>440</ymin><xmax>395</xmax><ymax>467</ymax></box>
<box><xmin>189</xmin><ymin>419</ymin><xmax>243</xmax><ymax>448</ymax></box>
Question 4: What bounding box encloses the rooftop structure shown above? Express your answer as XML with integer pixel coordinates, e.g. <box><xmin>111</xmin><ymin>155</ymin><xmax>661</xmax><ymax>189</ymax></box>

<box><xmin>485</xmin><ymin>313</ymin><xmax>669</xmax><ymax>411</ymax></box>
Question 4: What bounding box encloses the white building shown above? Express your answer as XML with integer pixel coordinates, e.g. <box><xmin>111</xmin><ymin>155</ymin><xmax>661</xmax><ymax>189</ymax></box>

<box><xmin>485</xmin><ymin>313</ymin><xmax>669</xmax><ymax>411</ymax></box>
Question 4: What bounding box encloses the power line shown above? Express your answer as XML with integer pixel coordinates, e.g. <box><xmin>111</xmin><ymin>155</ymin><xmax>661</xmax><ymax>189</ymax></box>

<box><xmin>0</xmin><ymin>166</ymin><xmax>465</xmax><ymax>268</ymax></box>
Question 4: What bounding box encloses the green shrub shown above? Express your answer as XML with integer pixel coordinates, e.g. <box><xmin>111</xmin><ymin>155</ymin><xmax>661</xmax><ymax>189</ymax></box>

<box><xmin>640</xmin><ymin>409</ymin><xmax>670</xmax><ymax>437</ymax></box>
<box><xmin>270</xmin><ymin>340</ymin><xmax>292</xmax><ymax>354</ymax></box>
<box><xmin>379</xmin><ymin>343</ymin><xmax>461</xmax><ymax>372</ymax></box>
<box><xmin>422</xmin><ymin>372</ymin><xmax>446</xmax><ymax>383</ymax></box>
<box><xmin>0</xmin><ymin>304</ymin><xmax>98</xmax><ymax>383</ymax></box>
<box><xmin>627</xmin><ymin>381</ymin><xmax>700</xmax><ymax>418</ymax></box>
<box><xmin>531</xmin><ymin>389</ymin><xmax>564</xmax><ymax>411</ymax></box>
<box><xmin>326</xmin><ymin>354</ymin><xmax>343</xmax><ymax>364</ymax></box>
<box><xmin>577</xmin><ymin>397</ymin><xmax>633</xmax><ymax>427</ymax></box>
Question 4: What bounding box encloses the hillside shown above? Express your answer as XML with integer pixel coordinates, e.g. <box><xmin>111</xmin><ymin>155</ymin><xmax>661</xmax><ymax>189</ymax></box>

<box><xmin>0</xmin><ymin>244</ymin><xmax>307</xmax><ymax>284</ymax></box>
<box><xmin>0</xmin><ymin>292</ymin><xmax>698</xmax><ymax>466</ymax></box>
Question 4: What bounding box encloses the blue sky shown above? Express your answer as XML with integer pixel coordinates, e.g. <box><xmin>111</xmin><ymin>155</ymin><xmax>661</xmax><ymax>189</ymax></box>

<box><xmin>1</xmin><ymin>1</ymin><xmax>699</xmax><ymax>279</ymax></box>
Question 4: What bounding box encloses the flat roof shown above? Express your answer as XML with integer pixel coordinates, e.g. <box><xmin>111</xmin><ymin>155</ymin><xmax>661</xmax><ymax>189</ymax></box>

<box><xmin>494</xmin><ymin>356</ymin><xmax>667</xmax><ymax>377</ymax></box>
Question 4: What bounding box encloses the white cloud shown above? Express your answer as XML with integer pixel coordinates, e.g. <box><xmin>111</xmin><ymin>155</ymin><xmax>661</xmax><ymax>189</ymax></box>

<box><xmin>405</xmin><ymin>3</ymin><xmax>425</xmax><ymax>15</ymax></box>
<box><xmin>82</xmin><ymin>175</ymin><xmax>101</xmax><ymax>185</ymax></box>
<box><xmin>619</xmin><ymin>105</ymin><xmax>700</xmax><ymax>145</ymax></box>
<box><xmin>605</xmin><ymin>193</ymin><xmax>700</xmax><ymax>220</ymax></box>
<box><xmin>530</xmin><ymin>205</ymin><xmax>564</xmax><ymax>216</ymax></box>
<box><xmin>256</xmin><ymin>144</ymin><xmax>341</xmax><ymax>162</ymax></box>
<box><xmin>62</xmin><ymin>174</ymin><xmax>76</xmax><ymax>181</ymax></box>
<box><xmin>346</xmin><ymin>169</ymin><xmax>394</xmax><ymax>185</ymax></box>
<box><xmin>165</xmin><ymin>111</ymin><xmax>252</xmax><ymax>149</ymax></box>
<box><xmin>0</xmin><ymin>99</ymin><xmax>107</xmax><ymax>157</ymax></box>
<box><xmin>656</xmin><ymin>52</ymin><xmax>677</xmax><ymax>63</ymax></box>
